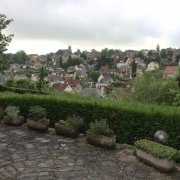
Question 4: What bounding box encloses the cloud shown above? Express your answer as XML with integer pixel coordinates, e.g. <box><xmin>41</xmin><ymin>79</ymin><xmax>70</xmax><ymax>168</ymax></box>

<box><xmin>1</xmin><ymin>0</ymin><xmax>180</xmax><ymax>54</ymax></box>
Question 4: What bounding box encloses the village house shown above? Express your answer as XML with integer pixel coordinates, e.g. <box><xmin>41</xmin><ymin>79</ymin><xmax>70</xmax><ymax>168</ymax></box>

<box><xmin>117</xmin><ymin>65</ymin><xmax>132</xmax><ymax>79</ymax></box>
<box><xmin>67</xmin><ymin>66</ymin><xmax>75</xmax><ymax>73</ymax></box>
<box><xmin>31</xmin><ymin>73</ymin><xmax>39</xmax><ymax>82</ymax></box>
<box><xmin>99</xmin><ymin>66</ymin><xmax>110</xmax><ymax>74</ymax></box>
<box><xmin>9</xmin><ymin>64</ymin><xmax>22</xmax><ymax>72</ymax></box>
<box><xmin>52</xmin><ymin>83</ymin><xmax>73</xmax><ymax>93</ymax></box>
<box><xmin>126</xmin><ymin>50</ymin><xmax>138</xmax><ymax>58</ymax></box>
<box><xmin>146</xmin><ymin>62</ymin><xmax>159</xmax><ymax>71</ymax></box>
<box><xmin>163</xmin><ymin>66</ymin><xmax>178</xmax><ymax>78</ymax></box>
<box><xmin>29</xmin><ymin>54</ymin><xmax>39</xmax><ymax>61</ymax></box>
<box><xmin>96</xmin><ymin>77</ymin><xmax>113</xmax><ymax>95</ymax></box>
<box><xmin>98</xmin><ymin>73</ymin><xmax>112</xmax><ymax>82</ymax></box>
<box><xmin>45</xmin><ymin>74</ymin><xmax>64</xmax><ymax>86</ymax></box>
<box><xmin>117</xmin><ymin>57</ymin><xmax>132</xmax><ymax>68</ymax></box>
<box><xmin>74</xmin><ymin>70</ymin><xmax>88</xmax><ymax>79</ymax></box>
<box><xmin>63</xmin><ymin>79</ymin><xmax>82</xmax><ymax>93</ymax></box>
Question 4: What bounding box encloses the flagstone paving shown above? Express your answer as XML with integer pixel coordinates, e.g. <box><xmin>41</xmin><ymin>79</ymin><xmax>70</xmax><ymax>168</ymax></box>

<box><xmin>0</xmin><ymin>123</ymin><xmax>180</xmax><ymax>180</ymax></box>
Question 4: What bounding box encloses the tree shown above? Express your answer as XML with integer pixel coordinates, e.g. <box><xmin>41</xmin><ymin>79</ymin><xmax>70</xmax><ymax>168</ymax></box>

<box><xmin>156</xmin><ymin>44</ymin><xmax>160</xmax><ymax>52</ymax></box>
<box><xmin>37</xmin><ymin>66</ymin><xmax>46</xmax><ymax>91</ymax></box>
<box><xmin>0</xmin><ymin>14</ymin><xmax>14</xmax><ymax>53</ymax></box>
<box><xmin>80</xmin><ymin>51</ymin><xmax>87</xmax><ymax>60</ymax></box>
<box><xmin>89</xmin><ymin>70</ymin><xmax>100</xmax><ymax>82</ymax></box>
<box><xmin>59</xmin><ymin>56</ymin><xmax>62</xmax><ymax>67</ymax></box>
<box><xmin>0</xmin><ymin>14</ymin><xmax>14</xmax><ymax>72</ymax></box>
<box><xmin>131</xmin><ymin>60</ymin><xmax>137</xmax><ymax>78</ymax></box>
<box><xmin>9</xmin><ymin>50</ymin><xmax>30</xmax><ymax>64</ymax></box>
<box><xmin>160</xmin><ymin>49</ymin><xmax>167</xmax><ymax>59</ymax></box>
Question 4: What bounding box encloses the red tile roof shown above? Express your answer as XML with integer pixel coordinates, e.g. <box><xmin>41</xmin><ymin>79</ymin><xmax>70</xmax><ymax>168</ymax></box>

<box><xmin>64</xmin><ymin>79</ymin><xmax>81</xmax><ymax>87</ymax></box>
<box><xmin>163</xmin><ymin>66</ymin><xmax>178</xmax><ymax>74</ymax></box>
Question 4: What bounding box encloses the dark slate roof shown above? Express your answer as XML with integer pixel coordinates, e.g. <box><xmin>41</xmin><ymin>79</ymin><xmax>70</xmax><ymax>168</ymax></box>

<box><xmin>99</xmin><ymin>77</ymin><xmax>112</xmax><ymax>83</ymax></box>
<box><xmin>80</xmin><ymin>88</ymin><xmax>101</xmax><ymax>98</ymax></box>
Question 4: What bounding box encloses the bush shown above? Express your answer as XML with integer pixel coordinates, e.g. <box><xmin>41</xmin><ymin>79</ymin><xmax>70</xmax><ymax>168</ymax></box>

<box><xmin>6</xmin><ymin>106</ymin><xmax>19</xmax><ymax>118</ymax></box>
<box><xmin>28</xmin><ymin>106</ymin><xmax>46</xmax><ymax>121</ymax></box>
<box><xmin>134</xmin><ymin>139</ymin><xmax>180</xmax><ymax>160</ymax></box>
<box><xmin>57</xmin><ymin>114</ymin><xmax>84</xmax><ymax>128</ymax></box>
<box><xmin>89</xmin><ymin>119</ymin><xmax>114</xmax><ymax>137</ymax></box>
<box><xmin>1</xmin><ymin>92</ymin><xmax>180</xmax><ymax>149</ymax></box>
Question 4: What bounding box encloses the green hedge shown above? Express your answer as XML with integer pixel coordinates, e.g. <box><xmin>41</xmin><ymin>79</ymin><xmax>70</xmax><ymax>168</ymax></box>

<box><xmin>0</xmin><ymin>92</ymin><xmax>180</xmax><ymax>150</ymax></box>
<box><xmin>0</xmin><ymin>85</ymin><xmax>49</xmax><ymax>95</ymax></box>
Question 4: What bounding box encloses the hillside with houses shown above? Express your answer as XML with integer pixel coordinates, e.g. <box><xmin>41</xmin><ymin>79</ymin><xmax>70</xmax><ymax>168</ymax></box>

<box><xmin>1</xmin><ymin>45</ymin><xmax>180</xmax><ymax>99</ymax></box>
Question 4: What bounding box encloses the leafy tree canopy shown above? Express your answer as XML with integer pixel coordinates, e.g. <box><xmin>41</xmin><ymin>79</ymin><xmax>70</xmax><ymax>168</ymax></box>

<box><xmin>0</xmin><ymin>14</ymin><xmax>14</xmax><ymax>72</ymax></box>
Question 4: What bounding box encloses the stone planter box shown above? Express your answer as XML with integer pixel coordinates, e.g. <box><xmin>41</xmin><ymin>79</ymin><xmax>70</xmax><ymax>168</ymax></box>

<box><xmin>55</xmin><ymin>123</ymin><xmax>80</xmax><ymax>138</ymax></box>
<box><xmin>27</xmin><ymin>119</ymin><xmax>49</xmax><ymax>132</ymax></box>
<box><xmin>136</xmin><ymin>148</ymin><xmax>175</xmax><ymax>172</ymax></box>
<box><xmin>4</xmin><ymin>116</ymin><xmax>24</xmax><ymax>126</ymax></box>
<box><xmin>86</xmin><ymin>130</ymin><xmax>116</xmax><ymax>149</ymax></box>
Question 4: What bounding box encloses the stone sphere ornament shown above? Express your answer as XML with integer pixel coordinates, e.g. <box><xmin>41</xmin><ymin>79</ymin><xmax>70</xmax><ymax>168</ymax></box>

<box><xmin>154</xmin><ymin>130</ymin><xmax>168</xmax><ymax>145</ymax></box>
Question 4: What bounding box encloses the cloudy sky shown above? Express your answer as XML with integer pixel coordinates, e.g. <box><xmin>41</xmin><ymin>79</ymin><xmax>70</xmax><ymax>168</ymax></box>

<box><xmin>1</xmin><ymin>0</ymin><xmax>180</xmax><ymax>55</ymax></box>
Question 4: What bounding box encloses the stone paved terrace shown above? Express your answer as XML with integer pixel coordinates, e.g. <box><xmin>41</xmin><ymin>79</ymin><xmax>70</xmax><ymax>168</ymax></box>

<box><xmin>0</xmin><ymin>123</ymin><xmax>180</xmax><ymax>180</ymax></box>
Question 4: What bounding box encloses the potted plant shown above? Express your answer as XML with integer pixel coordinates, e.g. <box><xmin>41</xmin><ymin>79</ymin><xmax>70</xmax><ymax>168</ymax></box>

<box><xmin>26</xmin><ymin>106</ymin><xmax>49</xmax><ymax>132</ymax></box>
<box><xmin>4</xmin><ymin>106</ymin><xmax>24</xmax><ymax>126</ymax></box>
<box><xmin>55</xmin><ymin>114</ymin><xmax>84</xmax><ymax>138</ymax></box>
<box><xmin>86</xmin><ymin>119</ymin><xmax>116</xmax><ymax>149</ymax></box>
<box><xmin>134</xmin><ymin>139</ymin><xmax>180</xmax><ymax>172</ymax></box>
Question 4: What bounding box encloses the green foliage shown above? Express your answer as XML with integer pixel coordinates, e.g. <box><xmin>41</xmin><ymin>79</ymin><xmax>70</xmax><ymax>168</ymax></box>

<box><xmin>123</xmin><ymin>71</ymin><xmax>179</xmax><ymax>105</ymax></box>
<box><xmin>62</xmin><ymin>56</ymin><xmax>84</xmax><ymax>69</ymax></box>
<box><xmin>4</xmin><ymin>78</ymin><xmax>37</xmax><ymax>90</ymax></box>
<box><xmin>160</xmin><ymin>49</ymin><xmax>168</xmax><ymax>59</ymax></box>
<box><xmin>81</xmin><ymin>80</ymin><xmax>89</xmax><ymax>88</ymax></box>
<box><xmin>0</xmin><ymin>14</ymin><xmax>14</xmax><ymax>54</ymax></box>
<box><xmin>89</xmin><ymin>70</ymin><xmax>100</xmax><ymax>82</ymax></box>
<box><xmin>0</xmin><ymin>84</ymin><xmax>48</xmax><ymax>94</ymax></box>
<box><xmin>89</xmin><ymin>119</ymin><xmax>114</xmax><ymax>137</ymax></box>
<box><xmin>58</xmin><ymin>114</ymin><xmax>84</xmax><ymax>128</ymax></box>
<box><xmin>9</xmin><ymin>50</ymin><xmax>30</xmax><ymax>64</ymax></box>
<box><xmin>135</xmin><ymin>139</ymin><xmax>180</xmax><ymax>160</ymax></box>
<box><xmin>37</xmin><ymin>66</ymin><xmax>49</xmax><ymax>91</ymax></box>
<box><xmin>131</xmin><ymin>60</ymin><xmax>137</xmax><ymax>78</ymax></box>
<box><xmin>1</xmin><ymin>92</ymin><xmax>180</xmax><ymax>149</ymax></box>
<box><xmin>80</xmin><ymin>51</ymin><xmax>87</xmax><ymax>60</ymax></box>
<box><xmin>6</xmin><ymin>106</ymin><xmax>19</xmax><ymax>118</ymax></box>
<box><xmin>28</xmin><ymin>106</ymin><xmax>46</xmax><ymax>121</ymax></box>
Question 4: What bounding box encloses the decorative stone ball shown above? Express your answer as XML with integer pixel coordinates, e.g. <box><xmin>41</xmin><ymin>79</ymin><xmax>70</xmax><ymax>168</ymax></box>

<box><xmin>154</xmin><ymin>130</ymin><xmax>168</xmax><ymax>145</ymax></box>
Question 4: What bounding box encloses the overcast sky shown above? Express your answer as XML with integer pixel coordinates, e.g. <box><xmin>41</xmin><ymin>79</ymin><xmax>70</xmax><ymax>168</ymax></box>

<box><xmin>1</xmin><ymin>0</ymin><xmax>180</xmax><ymax>55</ymax></box>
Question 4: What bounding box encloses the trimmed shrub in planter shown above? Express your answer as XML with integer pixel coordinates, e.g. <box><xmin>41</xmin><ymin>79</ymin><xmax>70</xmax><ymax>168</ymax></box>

<box><xmin>134</xmin><ymin>139</ymin><xmax>180</xmax><ymax>172</ymax></box>
<box><xmin>4</xmin><ymin>106</ymin><xmax>24</xmax><ymax>126</ymax></box>
<box><xmin>55</xmin><ymin>115</ymin><xmax>84</xmax><ymax>138</ymax></box>
<box><xmin>27</xmin><ymin>106</ymin><xmax>49</xmax><ymax>132</ymax></box>
<box><xmin>86</xmin><ymin>119</ymin><xmax>116</xmax><ymax>149</ymax></box>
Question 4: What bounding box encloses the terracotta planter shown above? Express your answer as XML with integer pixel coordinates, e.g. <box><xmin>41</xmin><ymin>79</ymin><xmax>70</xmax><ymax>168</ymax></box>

<box><xmin>4</xmin><ymin>116</ymin><xmax>24</xmax><ymax>126</ymax></box>
<box><xmin>26</xmin><ymin>119</ymin><xmax>49</xmax><ymax>132</ymax></box>
<box><xmin>86</xmin><ymin>130</ymin><xmax>116</xmax><ymax>149</ymax></box>
<box><xmin>55</xmin><ymin>123</ymin><xmax>80</xmax><ymax>138</ymax></box>
<box><xmin>136</xmin><ymin>148</ymin><xmax>176</xmax><ymax>172</ymax></box>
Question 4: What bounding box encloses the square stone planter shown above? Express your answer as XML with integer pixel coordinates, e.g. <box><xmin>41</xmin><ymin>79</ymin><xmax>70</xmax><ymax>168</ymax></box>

<box><xmin>86</xmin><ymin>130</ymin><xmax>116</xmax><ymax>149</ymax></box>
<box><xmin>136</xmin><ymin>148</ymin><xmax>176</xmax><ymax>172</ymax></box>
<box><xmin>26</xmin><ymin>119</ymin><xmax>49</xmax><ymax>132</ymax></box>
<box><xmin>55</xmin><ymin>123</ymin><xmax>80</xmax><ymax>138</ymax></box>
<box><xmin>4</xmin><ymin>116</ymin><xmax>24</xmax><ymax>126</ymax></box>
